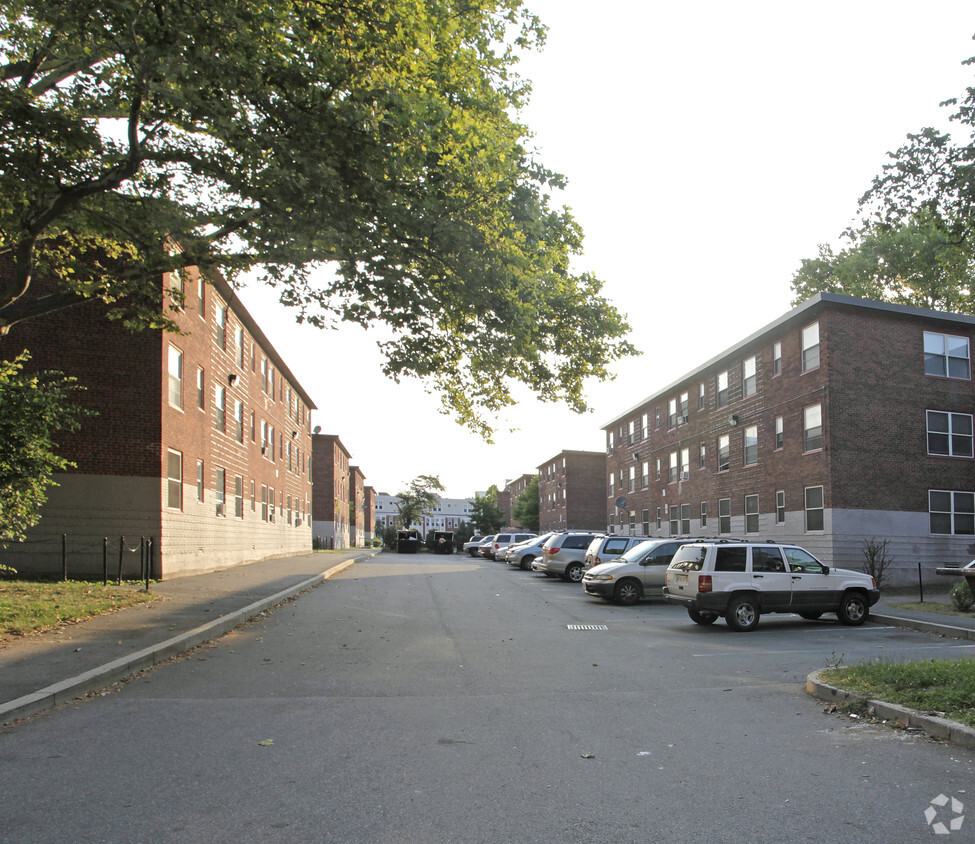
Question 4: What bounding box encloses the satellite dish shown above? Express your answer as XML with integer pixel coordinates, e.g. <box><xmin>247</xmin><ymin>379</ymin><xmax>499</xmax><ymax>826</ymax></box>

<box><xmin>313</xmin><ymin>425</ymin><xmax>322</xmax><ymax>434</ymax></box>
<box><xmin>614</xmin><ymin>496</ymin><xmax>627</xmax><ymax>510</ymax></box>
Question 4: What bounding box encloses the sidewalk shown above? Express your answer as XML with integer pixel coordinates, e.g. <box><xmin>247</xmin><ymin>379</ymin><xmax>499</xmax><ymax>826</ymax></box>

<box><xmin>0</xmin><ymin>549</ymin><xmax>378</xmax><ymax>725</ymax></box>
<box><xmin>2</xmin><ymin>562</ymin><xmax>973</xmax><ymax>727</ymax></box>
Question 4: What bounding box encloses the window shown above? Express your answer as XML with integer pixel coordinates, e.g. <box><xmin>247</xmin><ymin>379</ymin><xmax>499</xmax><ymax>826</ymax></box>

<box><xmin>776</xmin><ymin>490</ymin><xmax>785</xmax><ymax>524</ymax></box>
<box><xmin>167</xmin><ymin>450</ymin><xmax>182</xmax><ymax>510</ymax></box>
<box><xmin>251</xmin><ymin>410</ymin><xmax>256</xmax><ymax>442</ymax></box>
<box><xmin>668</xmin><ymin>398</ymin><xmax>677</xmax><ymax>429</ymax></box>
<box><xmin>718</xmin><ymin>498</ymin><xmax>731</xmax><ymax>534</ymax></box>
<box><xmin>628</xmin><ymin>466</ymin><xmax>635</xmax><ymax>493</ymax></box>
<box><xmin>655</xmin><ymin>458</ymin><xmax>661</xmax><ymax>480</ymax></box>
<box><xmin>752</xmin><ymin>546</ymin><xmax>785</xmax><ymax>572</ymax></box>
<box><xmin>234</xmin><ymin>400</ymin><xmax>244</xmax><ymax>443</ymax></box>
<box><xmin>607</xmin><ymin>431</ymin><xmax>614</xmax><ymax>453</ymax></box>
<box><xmin>801</xmin><ymin>322</ymin><xmax>820</xmax><ymax>372</ymax></box>
<box><xmin>805</xmin><ymin>486</ymin><xmax>824</xmax><ymax>531</ymax></box>
<box><xmin>669</xmin><ymin>505</ymin><xmax>678</xmax><ymax>535</ymax></box>
<box><xmin>196</xmin><ymin>367</ymin><xmax>205</xmax><ymax>410</ymax></box>
<box><xmin>168</xmin><ymin>345</ymin><xmax>183</xmax><ymax>408</ymax></box>
<box><xmin>287</xmin><ymin>495</ymin><xmax>293</xmax><ymax>526</ymax></box>
<box><xmin>261</xmin><ymin>357</ymin><xmax>269</xmax><ymax>393</ymax></box>
<box><xmin>803</xmin><ymin>404</ymin><xmax>823</xmax><ymax>452</ymax></box>
<box><xmin>628</xmin><ymin>420</ymin><xmax>635</xmax><ymax>444</ymax></box>
<box><xmin>743</xmin><ymin>426</ymin><xmax>758</xmax><ymax>466</ymax></box>
<box><xmin>744</xmin><ymin>494</ymin><xmax>759</xmax><ymax>533</ymax></box>
<box><xmin>699</xmin><ymin>443</ymin><xmax>706</xmax><ymax>469</ymax></box>
<box><xmin>700</xmin><ymin>501</ymin><xmax>708</xmax><ymax>528</ymax></box>
<box><xmin>654</xmin><ymin>408</ymin><xmax>660</xmax><ymax>429</ymax></box>
<box><xmin>656</xmin><ymin>507</ymin><xmax>662</xmax><ymax>530</ymax></box>
<box><xmin>681</xmin><ymin>504</ymin><xmax>691</xmax><ymax>535</ymax></box>
<box><xmin>250</xmin><ymin>479</ymin><xmax>256</xmax><ymax>511</ymax></box>
<box><xmin>269</xmin><ymin>426</ymin><xmax>275</xmax><ymax>461</ymax></box>
<box><xmin>717</xmin><ymin>435</ymin><xmax>730</xmax><ymax>472</ymax></box>
<box><xmin>680</xmin><ymin>448</ymin><xmax>689</xmax><ymax>479</ymax></box>
<box><xmin>215</xmin><ymin>386</ymin><xmax>226</xmax><ymax>432</ymax></box>
<box><xmin>715</xmin><ymin>547</ymin><xmax>746</xmax><ymax>572</ymax></box>
<box><xmin>641</xmin><ymin>461</ymin><xmax>649</xmax><ymax>488</ymax></box>
<box><xmin>642</xmin><ymin>413</ymin><xmax>649</xmax><ymax>439</ymax></box>
<box><xmin>772</xmin><ymin>341</ymin><xmax>782</xmax><ymax>376</ymax></box>
<box><xmin>234</xmin><ymin>475</ymin><xmax>244</xmax><ymax>518</ymax></box>
<box><xmin>678</xmin><ymin>392</ymin><xmax>688</xmax><ymax>422</ymax></box>
<box><xmin>216</xmin><ymin>305</ymin><xmax>228</xmax><ymax>349</ymax></box>
<box><xmin>235</xmin><ymin>325</ymin><xmax>245</xmax><ymax>368</ymax></box>
<box><xmin>198</xmin><ymin>277</ymin><xmax>206</xmax><ymax>319</ymax></box>
<box><xmin>629</xmin><ymin>510</ymin><xmax>636</xmax><ymax>532</ymax></box>
<box><xmin>261</xmin><ymin>485</ymin><xmax>268</xmax><ymax>521</ymax></box>
<box><xmin>927</xmin><ymin>410</ymin><xmax>974</xmax><ymax>457</ymax></box>
<box><xmin>197</xmin><ymin>460</ymin><xmax>204</xmax><ymax>502</ymax></box>
<box><xmin>215</xmin><ymin>468</ymin><xmax>226</xmax><ymax>516</ymax></box>
<box><xmin>269</xmin><ymin>486</ymin><xmax>275</xmax><ymax>521</ymax></box>
<box><xmin>698</xmin><ymin>383</ymin><xmax>705</xmax><ymax>410</ymax></box>
<box><xmin>775</xmin><ymin>416</ymin><xmax>784</xmax><ymax>450</ymax></box>
<box><xmin>930</xmin><ymin>490</ymin><xmax>975</xmax><ymax>535</ymax></box>
<box><xmin>669</xmin><ymin>452</ymin><xmax>678</xmax><ymax>483</ymax></box>
<box><xmin>716</xmin><ymin>371</ymin><xmax>729</xmax><ymax>408</ymax></box>
<box><xmin>743</xmin><ymin>356</ymin><xmax>757</xmax><ymax>397</ymax></box>
<box><xmin>924</xmin><ymin>331</ymin><xmax>971</xmax><ymax>379</ymax></box>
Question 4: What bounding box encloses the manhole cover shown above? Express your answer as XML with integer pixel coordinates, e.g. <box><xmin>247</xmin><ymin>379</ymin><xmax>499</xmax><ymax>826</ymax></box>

<box><xmin>566</xmin><ymin>624</ymin><xmax>608</xmax><ymax>631</ymax></box>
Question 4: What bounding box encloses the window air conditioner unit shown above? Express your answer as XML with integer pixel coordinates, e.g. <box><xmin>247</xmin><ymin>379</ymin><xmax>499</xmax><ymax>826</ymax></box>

<box><xmin>216</xmin><ymin>503</ymin><xmax>225</xmax><ymax>516</ymax></box>
<box><xmin>295</xmin><ymin>518</ymin><xmax>302</xmax><ymax>527</ymax></box>
<box><xmin>679</xmin><ymin>416</ymin><xmax>689</xmax><ymax>424</ymax></box>
<box><xmin>681</xmin><ymin>472</ymin><xmax>689</xmax><ymax>480</ymax></box>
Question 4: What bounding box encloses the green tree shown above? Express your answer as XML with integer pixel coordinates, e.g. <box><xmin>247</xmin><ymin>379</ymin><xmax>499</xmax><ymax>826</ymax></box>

<box><xmin>469</xmin><ymin>486</ymin><xmax>505</xmax><ymax>533</ymax></box>
<box><xmin>0</xmin><ymin>0</ymin><xmax>637</xmax><ymax>437</ymax></box>
<box><xmin>790</xmin><ymin>212</ymin><xmax>975</xmax><ymax>313</ymax></box>
<box><xmin>0</xmin><ymin>352</ymin><xmax>89</xmax><ymax>545</ymax></box>
<box><xmin>394</xmin><ymin>474</ymin><xmax>444</xmax><ymax>531</ymax></box>
<box><xmin>511</xmin><ymin>475</ymin><xmax>539</xmax><ymax>532</ymax></box>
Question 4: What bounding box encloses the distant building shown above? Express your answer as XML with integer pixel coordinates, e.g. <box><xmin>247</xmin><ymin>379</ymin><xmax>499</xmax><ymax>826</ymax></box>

<box><xmin>374</xmin><ymin>493</ymin><xmax>475</xmax><ymax>535</ymax></box>
<box><xmin>502</xmin><ymin>473</ymin><xmax>537</xmax><ymax>528</ymax></box>
<box><xmin>603</xmin><ymin>293</ymin><xmax>975</xmax><ymax>586</ymax></box>
<box><xmin>311</xmin><ymin>433</ymin><xmax>351</xmax><ymax>549</ymax></box>
<box><xmin>350</xmin><ymin>465</ymin><xmax>366</xmax><ymax>547</ymax></box>
<box><xmin>536</xmin><ymin>451</ymin><xmax>605</xmax><ymax>532</ymax></box>
<box><xmin>0</xmin><ymin>265</ymin><xmax>315</xmax><ymax>578</ymax></box>
<box><xmin>363</xmin><ymin>485</ymin><xmax>376</xmax><ymax>543</ymax></box>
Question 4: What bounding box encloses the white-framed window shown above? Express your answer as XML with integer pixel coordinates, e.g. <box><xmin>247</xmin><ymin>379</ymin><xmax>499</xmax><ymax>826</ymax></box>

<box><xmin>698</xmin><ymin>382</ymin><xmax>705</xmax><ymax>410</ymax></box>
<box><xmin>235</xmin><ymin>324</ymin><xmax>245</xmax><ymax>369</ymax></box>
<box><xmin>717</xmin><ymin>435</ymin><xmax>730</xmax><ymax>472</ymax></box>
<box><xmin>805</xmin><ymin>486</ymin><xmax>825</xmax><ymax>531</ymax></box>
<box><xmin>169</xmin><ymin>272</ymin><xmax>183</xmax><ymax>308</ymax></box>
<box><xmin>700</xmin><ymin>501</ymin><xmax>708</xmax><ymax>528</ymax></box>
<box><xmin>718</xmin><ymin>498</ymin><xmax>731</xmax><ymax>534</ymax></box>
<box><xmin>168</xmin><ymin>345</ymin><xmax>182</xmax><ymax>409</ymax></box>
<box><xmin>215</xmin><ymin>386</ymin><xmax>226</xmax><ymax>432</ymax></box>
<box><xmin>772</xmin><ymin>341</ymin><xmax>782</xmax><ymax>376</ymax></box>
<box><xmin>716</xmin><ymin>371</ymin><xmax>729</xmax><ymax>407</ymax></box>
<box><xmin>642</xmin><ymin>412</ymin><xmax>649</xmax><ymax>439</ymax></box>
<box><xmin>927</xmin><ymin>410</ymin><xmax>974</xmax><ymax>457</ymax></box>
<box><xmin>628</xmin><ymin>465</ymin><xmax>635</xmax><ymax>493</ymax></box>
<box><xmin>669</xmin><ymin>451</ymin><xmax>678</xmax><ymax>483</ymax></box>
<box><xmin>924</xmin><ymin>331</ymin><xmax>970</xmax><ymax>380</ymax></box>
<box><xmin>678</xmin><ymin>392</ymin><xmax>689</xmax><ymax>422</ymax></box>
<box><xmin>669</xmin><ymin>505</ymin><xmax>679</xmax><ymax>536</ymax></box>
<box><xmin>680</xmin><ymin>447</ymin><xmax>690</xmax><ymax>479</ymax></box>
<box><xmin>929</xmin><ymin>490</ymin><xmax>975</xmax><ymax>535</ymax></box>
<box><xmin>628</xmin><ymin>419</ymin><xmax>635</xmax><ymax>444</ymax></box>
<box><xmin>609</xmin><ymin>473</ymin><xmax>615</xmax><ymax>498</ymax></box>
<box><xmin>167</xmin><ymin>450</ymin><xmax>182</xmax><ymax>510</ymax></box>
<box><xmin>744</xmin><ymin>425</ymin><xmax>758</xmax><ymax>466</ymax></box>
<box><xmin>641</xmin><ymin>461</ymin><xmax>649</xmax><ymax>488</ymax></box>
<box><xmin>261</xmin><ymin>357</ymin><xmax>269</xmax><ymax>393</ymax></box>
<box><xmin>261</xmin><ymin>484</ymin><xmax>268</xmax><ymax>521</ymax></box>
<box><xmin>196</xmin><ymin>367</ymin><xmax>205</xmax><ymax>410</ymax></box>
<box><xmin>216</xmin><ymin>305</ymin><xmax>228</xmax><ymax>350</ymax></box>
<box><xmin>801</xmin><ymin>322</ymin><xmax>820</xmax><ymax>372</ymax></box>
<box><xmin>196</xmin><ymin>460</ymin><xmax>204</xmax><ymax>502</ymax></box>
<box><xmin>775</xmin><ymin>416</ymin><xmax>784</xmax><ymax>450</ymax></box>
<box><xmin>668</xmin><ymin>397</ymin><xmax>677</xmax><ymax>429</ymax></box>
<box><xmin>744</xmin><ymin>494</ymin><xmax>759</xmax><ymax>533</ymax></box>
<box><xmin>234</xmin><ymin>400</ymin><xmax>244</xmax><ymax>443</ymax></box>
<box><xmin>269</xmin><ymin>487</ymin><xmax>276</xmax><ymax>521</ymax></box>
<box><xmin>269</xmin><ymin>426</ymin><xmax>275</xmax><ymax>461</ymax></box>
<box><xmin>642</xmin><ymin>508</ymin><xmax>650</xmax><ymax>535</ymax></box>
<box><xmin>198</xmin><ymin>277</ymin><xmax>206</xmax><ymax>320</ymax></box>
<box><xmin>803</xmin><ymin>404</ymin><xmax>823</xmax><ymax>452</ymax></box>
<box><xmin>743</xmin><ymin>356</ymin><xmax>757</xmax><ymax>397</ymax></box>
<box><xmin>776</xmin><ymin>490</ymin><xmax>785</xmax><ymax>524</ymax></box>
<box><xmin>655</xmin><ymin>458</ymin><xmax>662</xmax><ymax>480</ymax></box>
<box><xmin>681</xmin><ymin>503</ymin><xmax>691</xmax><ymax>535</ymax></box>
<box><xmin>215</xmin><ymin>467</ymin><xmax>226</xmax><ymax>516</ymax></box>
<box><xmin>234</xmin><ymin>475</ymin><xmax>244</xmax><ymax>518</ymax></box>
<box><xmin>656</xmin><ymin>507</ymin><xmax>662</xmax><ymax>530</ymax></box>
<box><xmin>699</xmin><ymin>443</ymin><xmax>706</xmax><ymax>469</ymax></box>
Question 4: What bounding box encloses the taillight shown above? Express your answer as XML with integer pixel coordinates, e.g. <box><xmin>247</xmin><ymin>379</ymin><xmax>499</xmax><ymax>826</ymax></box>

<box><xmin>594</xmin><ymin>556</ymin><xmax>601</xmax><ymax>564</ymax></box>
<box><xmin>546</xmin><ymin>547</ymin><xmax>559</xmax><ymax>554</ymax></box>
<box><xmin>698</xmin><ymin>575</ymin><xmax>712</xmax><ymax>593</ymax></box>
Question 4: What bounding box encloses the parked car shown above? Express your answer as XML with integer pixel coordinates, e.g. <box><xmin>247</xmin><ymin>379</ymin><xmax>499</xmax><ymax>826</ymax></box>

<box><xmin>663</xmin><ymin>540</ymin><xmax>880</xmax><ymax>631</ymax></box>
<box><xmin>505</xmin><ymin>532</ymin><xmax>558</xmax><ymax>570</ymax></box>
<box><xmin>532</xmin><ymin>531</ymin><xmax>600</xmax><ymax>582</ymax></box>
<box><xmin>583</xmin><ymin>537</ymin><xmax>701</xmax><ymax>605</ymax></box>
<box><xmin>582</xmin><ymin>535</ymin><xmax>647</xmax><ymax>571</ymax></box>
<box><xmin>491</xmin><ymin>532</ymin><xmax>537</xmax><ymax>561</ymax></box>
<box><xmin>463</xmin><ymin>535</ymin><xmax>486</xmax><ymax>557</ymax></box>
<box><xmin>476</xmin><ymin>535</ymin><xmax>497</xmax><ymax>558</ymax></box>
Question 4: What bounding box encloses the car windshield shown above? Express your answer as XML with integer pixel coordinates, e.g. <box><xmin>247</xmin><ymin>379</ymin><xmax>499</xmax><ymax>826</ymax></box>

<box><xmin>619</xmin><ymin>540</ymin><xmax>663</xmax><ymax>563</ymax></box>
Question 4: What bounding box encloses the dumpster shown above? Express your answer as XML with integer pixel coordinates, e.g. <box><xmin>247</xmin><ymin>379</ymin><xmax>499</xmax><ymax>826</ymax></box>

<box><xmin>433</xmin><ymin>531</ymin><xmax>454</xmax><ymax>555</ymax></box>
<box><xmin>397</xmin><ymin>529</ymin><xmax>419</xmax><ymax>553</ymax></box>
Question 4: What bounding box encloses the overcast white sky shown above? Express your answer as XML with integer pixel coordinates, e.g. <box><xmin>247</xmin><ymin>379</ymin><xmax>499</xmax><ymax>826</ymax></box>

<box><xmin>238</xmin><ymin>1</ymin><xmax>975</xmax><ymax>499</ymax></box>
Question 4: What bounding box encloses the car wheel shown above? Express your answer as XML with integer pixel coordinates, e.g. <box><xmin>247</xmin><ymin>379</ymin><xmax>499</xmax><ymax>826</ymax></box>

<box><xmin>564</xmin><ymin>563</ymin><xmax>584</xmax><ymax>583</ymax></box>
<box><xmin>688</xmin><ymin>609</ymin><xmax>718</xmax><ymax>625</ymax></box>
<box><xmin>614</xmin><ymin>579</ymin><xmax>643</xmax><ymax>605</ymax></box>
<box><xmin>519</xmin><ymin>555</ymin><xmax>535</xmax><ymax>571</ymax></box>
<box><xmin>798</xmin><ymin>611</ymin><xmax>823</xmax><ymax>621</ymax></box>
<box><xmin>837</xmin><ymin>592</ymin><xmax>868</xmax><ymax>626</ymax></box>
<box><xmin>725</xmin><ymin>595</ymin><xmax>760</xmax><ymax>632</ymax></box>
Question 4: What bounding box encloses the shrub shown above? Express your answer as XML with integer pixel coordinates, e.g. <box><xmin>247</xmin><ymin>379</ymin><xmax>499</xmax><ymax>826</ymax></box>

<box><xmin>951</xmin><ymin>581</ymin><xmax>975</xmax><ymax>612</ymax></box>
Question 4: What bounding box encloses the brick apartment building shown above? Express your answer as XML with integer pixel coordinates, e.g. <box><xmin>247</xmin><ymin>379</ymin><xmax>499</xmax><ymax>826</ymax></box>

<box><xmin>0</xmin><ymin>267</ymin><xmax>315</xmax><ymax>578</ymax></box>
<box><xmin>350</xmin><ymin>465</ymin><xmax>366</xmax><ymax>546</ymax></box>
<box><xmin>502</xmin><ymin>473</ymin><xmax>537</xmax><ymax>528</ymax></box>
<box><xmin>603</xmin><ymin>292</ymin><xmax>975</xmax><ymax>586</ymax></box>
<box><xmin>363</xmin><ymin>485</ymin><xmax>376</xmax><ymax>543</ymax></box>
<box><xmin>537</xmin><ymin>451</ymin><xmax>605</xmax><ymax>532</ymax></box>
<box><xmin>310</xmin><ymin>433</ymin><xmax>351</xmax><ymax>549</ymax></box>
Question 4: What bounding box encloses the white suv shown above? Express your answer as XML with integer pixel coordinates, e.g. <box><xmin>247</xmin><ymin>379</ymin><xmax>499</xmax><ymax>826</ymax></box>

<box><xmin>663</xmin><ymin>541</ymin><xmax>880</xmax><ymax>631</ymax></box>
<box><xmin>490</xmin><ymin>532</ymin><xmax>537</xmax><ymax>561</ymax></box>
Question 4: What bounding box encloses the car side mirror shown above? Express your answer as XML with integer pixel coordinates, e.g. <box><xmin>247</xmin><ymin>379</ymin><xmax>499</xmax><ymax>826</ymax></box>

<box><xmin>822</xmin><ymin>565</ymin><xmax>830</xmax><ymax>575</ymax></box>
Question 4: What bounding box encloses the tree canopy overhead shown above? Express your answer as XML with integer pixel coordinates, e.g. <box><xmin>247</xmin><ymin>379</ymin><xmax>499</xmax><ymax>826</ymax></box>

<box><xmin>791</xmin><ymin>44</ymin><xmax>975</xmax><ymax>314</ymax></box>
<box><xmin>0</xmin><ymin>0</ymin><xmax>636</xmax><ymax>437</ymax></box>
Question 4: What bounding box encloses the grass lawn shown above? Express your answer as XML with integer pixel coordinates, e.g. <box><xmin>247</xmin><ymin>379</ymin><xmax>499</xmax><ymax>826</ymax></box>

<box><xmin>0</xmin><ymin>580</ymin><xmax>158</xmax><ymax>641</ymax></box>
<box><xmin>821</xmin><ymin>658</ymin><xmax>975</xmax><ymax>728</ymax></box>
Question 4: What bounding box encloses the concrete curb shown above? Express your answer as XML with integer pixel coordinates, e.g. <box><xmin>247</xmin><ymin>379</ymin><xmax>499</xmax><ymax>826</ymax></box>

<box><xmin>806</xmin><ymin>669</ymin><xmax>975</xmax><ymax>750</ymax></box>
<box><xmin>871</xmin><ymin>611</ymin><xmax>975</xmax><ymax>641</ymax></box>
<box><xmin>0</xmin><ymin>556</ymin><xmax>361</xmax><ymax>725</ymax></box>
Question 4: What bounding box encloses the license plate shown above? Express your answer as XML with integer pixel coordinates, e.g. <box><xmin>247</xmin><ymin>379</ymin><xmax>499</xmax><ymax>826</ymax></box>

<box><xmin>676</xmin><ymin>574</ymin><xmax>687</xmax><ymax>584</ymax></box>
